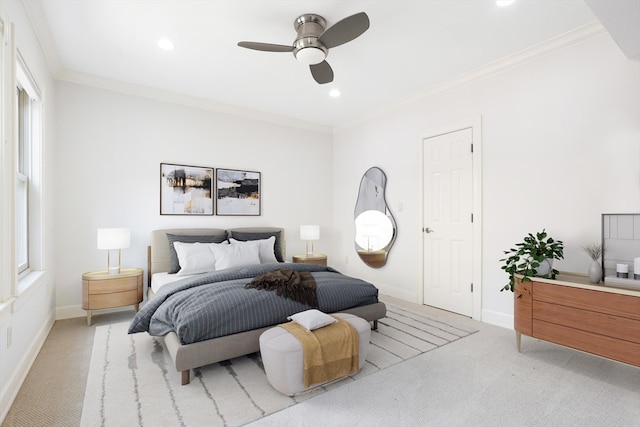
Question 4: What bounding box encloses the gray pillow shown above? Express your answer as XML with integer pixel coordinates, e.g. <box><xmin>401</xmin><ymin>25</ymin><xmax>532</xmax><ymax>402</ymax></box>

<box><xmin>228</xmin><ymin>230</ymin><xmax>284</xmax><ymax>262</ymax></box>
<box><xmin>166</xmin><ymin>233</ymin><xmax>228</xmax><ymax>273</ymax></box>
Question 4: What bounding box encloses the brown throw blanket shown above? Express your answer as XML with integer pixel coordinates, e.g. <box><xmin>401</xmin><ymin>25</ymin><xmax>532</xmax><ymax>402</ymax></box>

<box><xmin>245</xmin><ymin>269</ymin><xmax>318</xmax><ymax>307</ymax></box>
<box><xmin>280</xmin><ymin>316</ymin><xmax>360</xmax><ymax>387</ymax></box>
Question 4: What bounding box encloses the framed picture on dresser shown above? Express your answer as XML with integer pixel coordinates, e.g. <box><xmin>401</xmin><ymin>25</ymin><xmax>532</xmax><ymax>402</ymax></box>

<box><xmin>160</xmin><ymin>163</ymin><xmax>214</xmax><ymax>215</ymax></box>
<box><xmin>216</xmin><ymin>168</ymin><xmax>261</xmax><ymax>216</ymax></box>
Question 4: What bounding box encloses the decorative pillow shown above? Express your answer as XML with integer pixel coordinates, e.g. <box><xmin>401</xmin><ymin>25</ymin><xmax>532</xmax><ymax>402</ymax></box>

<box><xmin>166</xmin><ymin>233</ymin><xmax>228</xmax><ymax>273</ymax></box>
<box><xmin>173</xmin><ymin>242</ymin><xmax>218</xmax><ymax>276</ymax></box>
<box><xmin>210</xmin><ymin>241</ymin><xmax>261</xmax><ymax>271</ymax></box>
<box><xmin>287</xmin><ymin>309</ymin><xmax>337</xmax><ymax>332</ymax></box>
<box><xmin>228</xmin><ymin>230</ymin><xmax>284</xmax><ymax>262</ymax></box>
<box><xmin>229</xmin><ymin>236</ymin><xmax>278</xmax><ymax>264</ymax></box>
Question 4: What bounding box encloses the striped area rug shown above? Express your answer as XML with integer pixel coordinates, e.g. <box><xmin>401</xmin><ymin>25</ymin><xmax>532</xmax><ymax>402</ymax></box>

<box><xmin>80</xmin><ymin>304</ymin><xmax>477</xmax><ymax>426</ymax></box>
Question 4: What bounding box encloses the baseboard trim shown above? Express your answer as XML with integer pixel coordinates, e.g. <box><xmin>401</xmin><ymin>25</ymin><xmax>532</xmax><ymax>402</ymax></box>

<box><xmin>0</xmin><ymin>310</ymin><xmax>55</xmax><ymax>423</ymax></box>
<box><xmin>482</xmin><ymin>308</ymin><xmax>513</xmax><ymax>330</ymax></box>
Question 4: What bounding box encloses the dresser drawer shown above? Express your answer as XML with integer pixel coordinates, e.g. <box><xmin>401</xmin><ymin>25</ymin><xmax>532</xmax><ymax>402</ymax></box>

<box><xmin>534</xmin><ymin>282</ymin><xmax>640</xmax><ymax>320</ymax></box>
<box><xmin>533</xmin><ymin>300</ymin><xmax>640</xmax><ymax>344</ymax></box>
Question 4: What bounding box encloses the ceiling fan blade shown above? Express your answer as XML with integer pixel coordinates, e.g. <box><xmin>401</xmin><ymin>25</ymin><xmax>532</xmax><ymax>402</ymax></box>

<box><xmin>310</xmin><ymin>61</ymin><xmax>334</xmax><ymax>84</ymax></box>
<box><xmin>318</xmin><ymin>12</ymin><xmax>369</xmax><ymax>49</ymax></box>
<box><xmin>237</xmin><ymin>41</ymin><xmax>294</xmax><ymax>52</ymax></box>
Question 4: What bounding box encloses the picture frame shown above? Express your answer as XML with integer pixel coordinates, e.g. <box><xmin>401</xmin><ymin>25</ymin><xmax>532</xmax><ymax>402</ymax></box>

<box><xmin>216</xmin><ymin>168</ymin><xmax>261</xmax><ymax>216</ymax></box>
<box><xmin>160</xmin><ymin>163</ymin><xmax>214</xmax><ymax>215</ymax></box>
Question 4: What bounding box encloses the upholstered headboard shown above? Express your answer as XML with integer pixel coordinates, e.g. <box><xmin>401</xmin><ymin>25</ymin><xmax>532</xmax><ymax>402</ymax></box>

<box><xmin>148</xmin><ymin>227</ymin><xmax>286</xmax><ymax>285</ymax></box>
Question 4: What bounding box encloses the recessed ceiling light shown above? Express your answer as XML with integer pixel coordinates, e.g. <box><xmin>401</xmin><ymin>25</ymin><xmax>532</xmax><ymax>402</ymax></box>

<box><xmin>157</xmin><ymin>38</ymin><xmax>175</xmax><ymax>51</ymax></box>
<box><xmin>496</xmin><ymin>0</ymin><xmax>515</xmax><ymax>6</ymax></box>
<box><xmin>329</xmin><ymin>88</ymin><xmax>340</xmax><ymax>98</ymax></box>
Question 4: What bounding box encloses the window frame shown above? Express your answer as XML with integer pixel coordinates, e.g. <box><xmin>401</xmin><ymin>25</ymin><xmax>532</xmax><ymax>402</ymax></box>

<box><xmin>15</xmin><ymin>52</ymin><xmax>42</xmax><ymax>288</ymax></box>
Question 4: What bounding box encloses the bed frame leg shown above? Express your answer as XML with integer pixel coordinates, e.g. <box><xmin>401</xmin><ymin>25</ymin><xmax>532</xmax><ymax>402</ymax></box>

<box><xmin>372</xmin><ymin>320</ymin><xmax>378</xmax><ymax>330</ymax></box>
<box><xmin>181</xmin><ymin>370</ymin><xmax>190</xmax><ymax>385</ymax></box>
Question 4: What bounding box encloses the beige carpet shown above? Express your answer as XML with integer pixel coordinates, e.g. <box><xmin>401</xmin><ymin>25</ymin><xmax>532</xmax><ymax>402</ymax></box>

<box><xmin>79</xmin><ymin>303</ymin><xmax>477</xmax><ymax>426</ymax></box>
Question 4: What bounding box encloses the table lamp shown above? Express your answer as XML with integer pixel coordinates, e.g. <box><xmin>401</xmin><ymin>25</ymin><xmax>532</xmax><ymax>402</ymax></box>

<box><xmin>97</xmin><ymin>228</ymin><xmax>131</xmax><ymax>274</ymax></box>
<box><xmin>300</xmin><ymin>225</ymin><xmax>320</xmax><ymax>256</ymax></box>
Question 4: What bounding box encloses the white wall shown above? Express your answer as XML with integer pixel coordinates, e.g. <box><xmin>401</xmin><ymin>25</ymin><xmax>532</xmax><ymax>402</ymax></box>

<box><xmin>0</xmin><ymin>0</ymin><xmax>57</xmax><ymax>420</ymax></box>
<box><xmin>331</xmin><ymin>31</ymin><xmax>640</xmax><ymax>328</ymax></box>
<box><xmin>54</xmin><ymin>82</ymin><xmax>334</xmax><ymax>316</ymax></box>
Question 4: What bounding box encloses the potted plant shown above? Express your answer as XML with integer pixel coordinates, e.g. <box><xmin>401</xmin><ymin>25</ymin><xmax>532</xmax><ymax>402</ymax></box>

<box><xmin>500</xmin><ymin>229</ymin><xmax>564</xmax><ymax>292</ymax></box>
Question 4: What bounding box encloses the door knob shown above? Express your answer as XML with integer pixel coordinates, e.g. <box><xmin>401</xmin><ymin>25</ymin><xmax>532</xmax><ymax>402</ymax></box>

<box><xmin>424</xmin><ymin>227</ymin><xmax>434</xmax><ymax>233</ymax></box>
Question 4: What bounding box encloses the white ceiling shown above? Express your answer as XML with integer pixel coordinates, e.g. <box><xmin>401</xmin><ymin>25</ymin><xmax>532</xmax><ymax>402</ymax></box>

<box><xmin>21</xmin><ymin>1</ymin><xmax>638</xmax><ymax>130</ymax></box>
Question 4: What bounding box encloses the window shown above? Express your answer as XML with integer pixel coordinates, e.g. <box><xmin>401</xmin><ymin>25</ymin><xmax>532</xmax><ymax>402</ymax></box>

<box><xmin>16</xmin><ymin>54</ymin><xmax>41</xmax><ymax>282</ymax></box>
<box><xmin>16</xmin><ymin>86</ymin><xmax>30</xmax><ymax>274</ymax></box>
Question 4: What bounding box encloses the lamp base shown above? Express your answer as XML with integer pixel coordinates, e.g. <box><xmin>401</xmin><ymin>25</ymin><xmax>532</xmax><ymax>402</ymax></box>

<box><xmin>108</xmin><ymin>266</ymin><xmax>121</xmax><ymax>275</ymax></box>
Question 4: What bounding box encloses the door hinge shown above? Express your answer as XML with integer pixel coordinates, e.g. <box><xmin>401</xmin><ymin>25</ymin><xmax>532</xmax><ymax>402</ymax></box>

<box><xmin>471</xmin><ymin>213</ymin><xmax>474</xmax><ymax>223</ymax></box>
<box><xmin>471</xmin><ymin>283</ymin><xmax>474</xmax><ymax>292</ymax></box>
<box><xmin>470</xmin><ymin>143</ymin><xmax>473</xmax><ymax>153</ymax></box>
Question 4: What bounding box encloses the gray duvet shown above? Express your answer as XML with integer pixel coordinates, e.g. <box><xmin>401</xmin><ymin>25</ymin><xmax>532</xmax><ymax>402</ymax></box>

<box><xmin>128</xmin><ymin>263</ymin><xmax>379</xmax><ymax>345</ymax></box>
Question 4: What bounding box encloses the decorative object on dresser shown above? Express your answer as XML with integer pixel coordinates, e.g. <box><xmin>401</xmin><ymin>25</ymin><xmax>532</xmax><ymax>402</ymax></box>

<box><xmin>601</xmin><ymin>213</ymin><xmax>640</xmax><ymax>291</ymax></box>
<box><xmin>82</xmin><ymin>268</ymin><xmax>143</xmax><ymax>326</ymax></box>
<box><xmin>499</xmin><ymin>229</ymin><xmax>564</xmax><ymax>292</ymax></box>
<box><xmin>513</xmin><ymin>274</ymin><xmax>640</xmax><ymax>367</ymax></box>
<box><xmin>582</xmin><ymin>243</ymin><xmax>603</xmax><ymax>284</ymax></box>
<box><xmin>160</xmin><ymin>163</ymin><xmax>214</xmax><ymax>215</ymax></box>
<box><xmin>354</xmin><ymin>167</ymin><xmax>397</xmax><ymax>268</ymax></box>
<box><xmin>97</xmin><ymin>227</ymin><xmax>130</xmax><ymax>275</ymax></box>
<box><xmin>132</xmin><ymin>227</ymin><xmax>386</xmax><ymax>385</ymax></box>
<box><xmin>216</xmin><ymin>168</ymin><xmax>261</xmax><ymax>215</ymax></box>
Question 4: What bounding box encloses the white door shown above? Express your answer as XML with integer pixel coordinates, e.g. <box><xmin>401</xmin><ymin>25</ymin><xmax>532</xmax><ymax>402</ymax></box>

<box><xmin>423</xmin><ymin>128</ymin><xmax>473</xmax><ymax>316</ymax></box>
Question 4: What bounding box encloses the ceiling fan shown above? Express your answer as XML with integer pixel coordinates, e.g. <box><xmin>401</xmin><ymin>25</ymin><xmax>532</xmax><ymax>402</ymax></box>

<box><xmin>238</xmin><ymin>12</ymin><xmax>370</xmax><ymax>84</ymax></box>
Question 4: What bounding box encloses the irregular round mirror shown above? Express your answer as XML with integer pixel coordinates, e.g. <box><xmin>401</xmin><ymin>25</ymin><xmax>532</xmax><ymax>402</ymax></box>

<box><xmin>354</xmin><ymin>167</ymin><xmax>397</xmax><ymax>267</ymax></box>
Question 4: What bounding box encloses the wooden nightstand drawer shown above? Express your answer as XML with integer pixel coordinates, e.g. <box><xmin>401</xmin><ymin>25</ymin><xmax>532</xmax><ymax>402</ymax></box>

<box><xmin>84</xmin><ymin>276</ymin><xmax>138</xmax><ymax>294</ymax></box>
<box><xmin>292</xmin><ymin>254</ymin><xmax>327</xmax><ymax>266</ymax></box>
<box><xmin>88</xmin><ymin>289</ymin><xmax>139</xmax><ymax>310</ymax></box>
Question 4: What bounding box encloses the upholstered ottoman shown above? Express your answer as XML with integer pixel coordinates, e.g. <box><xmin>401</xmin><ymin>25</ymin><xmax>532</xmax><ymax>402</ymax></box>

<box><xmin>260</xmin><ymin>312</ymin><xmax>371</xmax><ymax>395</ymax></box>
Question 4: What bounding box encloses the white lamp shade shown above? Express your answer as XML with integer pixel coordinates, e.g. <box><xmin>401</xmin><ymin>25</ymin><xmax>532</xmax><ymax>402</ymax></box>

<box><xmin>300</xmin><ymin>225</ymin><xmax>320</xmax><ymax>241</ymax></box>
<box><xmin>97</xmin><ymin>228</ymin><xmax>131</xmax><ymax>250</ymax></box>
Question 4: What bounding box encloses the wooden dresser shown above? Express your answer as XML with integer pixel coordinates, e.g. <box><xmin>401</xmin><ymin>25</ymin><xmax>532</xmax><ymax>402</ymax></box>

<box><xmin>514</xmin><ymin>274</ymin><xmax>640</xmax><ymax>367</ymax></box>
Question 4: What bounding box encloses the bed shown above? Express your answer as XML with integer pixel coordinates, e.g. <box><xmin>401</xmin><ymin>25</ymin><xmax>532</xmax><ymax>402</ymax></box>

<box><xmin>129</xmin><ymin>227</ymin><xmax>387</xmax><ymax>385</ymax></box>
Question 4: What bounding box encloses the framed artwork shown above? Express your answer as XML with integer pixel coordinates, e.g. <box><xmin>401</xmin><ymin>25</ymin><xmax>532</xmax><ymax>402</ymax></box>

<box><xmin>216</xmin><ymin>168</ymin><xmax>261</xmax><ymax>216</ymax></box>
<box><xmin>160</xmin><ymin>163</ymin><xmax>214</xmax><ymax>215</ymax></box>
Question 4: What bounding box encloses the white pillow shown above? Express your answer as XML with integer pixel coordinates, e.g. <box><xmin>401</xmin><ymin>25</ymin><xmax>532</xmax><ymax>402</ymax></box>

<box><xmin>229</xmin><ymin>236</ymin><xmax>278</xmax><ymax>264</ymax></box>
<box><xmin>287</xmin><ymin>309</ymin><xmax>337</xmax><ymax>332</ymax></box>
<box><xmin>173</xmin><ymin>241</ymin><xmax>217</xmax><ymax>276</ymax></box>
<box><xmin>210</xmin><ymin>241</ymin><xmax>261</xmax><ymax>270</ymax></box>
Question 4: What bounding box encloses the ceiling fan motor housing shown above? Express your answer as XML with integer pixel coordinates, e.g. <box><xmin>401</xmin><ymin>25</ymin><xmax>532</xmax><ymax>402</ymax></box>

<box><xmin>293</xmin><ymin>14</ymin><xmax>328</xmax><ymax>65</ymax></box>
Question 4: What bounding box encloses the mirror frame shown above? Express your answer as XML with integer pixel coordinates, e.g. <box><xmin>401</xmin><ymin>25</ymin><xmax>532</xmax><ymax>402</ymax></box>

<box><xmin>354</xmin><ymin>167</ymin><xmax>397</xmax><ymax>268</ymax></box>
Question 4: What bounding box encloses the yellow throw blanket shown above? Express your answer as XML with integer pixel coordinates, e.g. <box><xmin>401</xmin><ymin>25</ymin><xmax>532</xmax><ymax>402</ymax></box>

<box><xmin>280</xmin><ymin>316</ymin><xmax>359</xmax><ymax>388</ymax></box>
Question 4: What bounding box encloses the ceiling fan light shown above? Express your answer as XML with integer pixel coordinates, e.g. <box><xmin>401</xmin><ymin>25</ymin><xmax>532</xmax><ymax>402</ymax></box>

<box><xmin>295</xmin><ymin>47</ymin><xmax>326</xmax><ymax>65</ymax></box>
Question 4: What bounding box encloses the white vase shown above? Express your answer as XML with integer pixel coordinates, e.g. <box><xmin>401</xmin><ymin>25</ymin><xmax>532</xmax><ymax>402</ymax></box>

<box><xmin>534</xmin><ymin>258</ymin><xmax>553</xmax><ymax>277</ymax></box>
<box><xmin>588</xmin><ymin>260</ymin><xmax>602</xmax><ymax>284</ymax></box>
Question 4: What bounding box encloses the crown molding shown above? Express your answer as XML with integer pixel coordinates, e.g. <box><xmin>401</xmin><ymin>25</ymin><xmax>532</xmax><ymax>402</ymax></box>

<box><xmin>55</xmin><ymin>69</ymin><xmax>333</xmax><ymax>135</ymax></box>
<box><xmin>337</xmin><ymin>20</ymin><xmax>607</xmax><ymax>132</ymax></box>
<box><xmin>21</xmin><ymin>0</ymin><xmax>62</xmax><ymax>76</ymax></box>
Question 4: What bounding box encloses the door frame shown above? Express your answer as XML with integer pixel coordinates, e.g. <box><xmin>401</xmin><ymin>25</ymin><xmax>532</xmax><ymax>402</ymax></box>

<box><xmin>418</xmin><ymin>116</ymin><xmax>482</xmax><ymax>320</ymax></box>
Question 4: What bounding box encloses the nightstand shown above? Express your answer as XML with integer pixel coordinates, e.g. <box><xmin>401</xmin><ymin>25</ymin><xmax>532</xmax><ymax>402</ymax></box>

<box><xmin>292</xmin><ymin>254</ymin><xmax>327</xmax><ymax>266</ymax></box>
<box><xmin>82</xmin><ymin>268</ymin><xmax>143</xmax><ymax>326</ymax></box>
